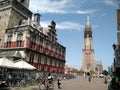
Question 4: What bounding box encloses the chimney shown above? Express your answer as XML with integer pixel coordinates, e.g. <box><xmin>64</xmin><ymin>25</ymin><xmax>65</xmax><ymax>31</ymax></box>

<box><xmin>34</xmin><ymin>13</ymin><xmax>41</xmax><ymax>27</ymax></box>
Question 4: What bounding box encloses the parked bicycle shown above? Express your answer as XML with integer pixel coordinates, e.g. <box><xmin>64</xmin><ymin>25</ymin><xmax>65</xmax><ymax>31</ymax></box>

<box><xmin>0</xmin><ymin>80</ymin><xmax>10</xmax><ymax>90</ymax></box>
<box><xmin>0</xmin><ymin>75</ymin><xmax>10</xmax><ymax>90</ymax></box>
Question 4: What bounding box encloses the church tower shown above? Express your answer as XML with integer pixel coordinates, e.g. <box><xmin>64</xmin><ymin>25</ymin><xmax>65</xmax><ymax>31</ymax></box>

<box><xmin>82</xmin><ymin>16</ymin><xmax>95</xmax><ymax>73</ymax></box>
<box><xmin>0</xmin><ymin>0</ymin><xmax>32</xmax><ymax>48</ymax></box>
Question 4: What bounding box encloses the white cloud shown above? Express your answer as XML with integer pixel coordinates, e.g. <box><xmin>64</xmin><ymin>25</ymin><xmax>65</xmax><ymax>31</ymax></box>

<box><xmin>103</xmin><ymin>0</ymin><xmax>115</xmax><ymax>6</ymax></box>
<box><xmin>40</xmin><ymin>21</ymin><xmax>49</xmax><ymax>28</ymax></box>
<box><xmin>29</xmin><ymin>0</ymin><xmax>71</xmax><ymax>14</ymax></box>
<box><xmin>41</xmin><ymin>21</ymin><xmax>84</xmax><ymax>31</ymax></box>
<box><xmin>57</xmin><ymin>22</ymin><xmax>84</xmax><ymax>31</ymax></box>
<box><xmin>76</xmin><ymin>9</ymin><xmax>97</xmax><ymax>14</ymax></box>
<box><xmin>29</xmin><ymin>0</ymin><xmax>97</xmax><ymax>15</ymax></box>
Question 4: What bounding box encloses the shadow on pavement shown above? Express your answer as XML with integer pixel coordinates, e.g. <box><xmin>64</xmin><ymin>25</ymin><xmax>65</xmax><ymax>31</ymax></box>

<box><xmin>30</xmin><ymin>88</ymin><xmax>38</xmax><ymax>90</ymax></box>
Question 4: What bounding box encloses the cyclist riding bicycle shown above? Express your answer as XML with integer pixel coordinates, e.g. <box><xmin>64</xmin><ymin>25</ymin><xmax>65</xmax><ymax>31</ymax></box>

<box><xmin>47</xmin><ymin>73</ymin><xmax>53</xmax><ymax>84</ymax></box>
<box><xmin>47</xmin><ymin>73</ymin><xmax>54</xmax><ymax>89</ymax></box>
<box><xmin>39</xmin><ymin>73</ymin><xmax>54</xmax><ymax>90</ymax></box>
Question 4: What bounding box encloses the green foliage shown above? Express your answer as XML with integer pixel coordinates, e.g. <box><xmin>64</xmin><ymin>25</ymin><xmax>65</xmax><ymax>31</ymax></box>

<box><xmin>80</xmin><ymin>70</ymin><xmax>84</xmax><ymax>74</ymax></box>
<box><xmin>102</xmin><ymin>70</ymin><xmax>108</xmax><ymax>75</ymax></box>
<box><xmin>72</xmin><ymin>68</ymin><xmax>78</xmax><ymax>74</ymax></box>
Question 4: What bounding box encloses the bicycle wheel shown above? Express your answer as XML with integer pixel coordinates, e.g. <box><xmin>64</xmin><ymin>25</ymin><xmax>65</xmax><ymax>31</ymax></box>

<box><xmin>7</xmin><ymin>83</ymin><xmax>10</xmax><ymax>90</ymax></box>
<box><xmin>47</xmin><ymin>83</ymin><xmax>54</xmax><ymax>89</ymax></box>
<box><xmin>39</xmin><ymin>83</ymin><xmax>46</xmax><ymax>90</ymax></box>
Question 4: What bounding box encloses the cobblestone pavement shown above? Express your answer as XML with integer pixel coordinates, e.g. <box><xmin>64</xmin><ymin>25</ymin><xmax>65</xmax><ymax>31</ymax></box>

<box><xmin>11</xmin><ymin>77</ymin><xmax>109</xmax><ymax>90</ymax></box>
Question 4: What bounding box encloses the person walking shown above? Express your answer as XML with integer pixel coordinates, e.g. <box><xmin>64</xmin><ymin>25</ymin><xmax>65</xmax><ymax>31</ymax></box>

<box><xmin>8</xmin><ymin>74</ymin><xmax>12</xmax><ymax>86</ymax></box>
<box><xmin>87</xmin><ymin>72</ymin><xmax>91</xmax><ymax>82</ymax></box>
<box><xmin>57</xmin><ymin>78</ymin><xmax>62</xmax><ymax>89</ymax></box>
<box><xmin>104</xmin><ymin>76</ymin><xmax>107</xmax><ymax>84</ymax></box>
<box><xmin>88</xmin><ymin>75</ymin><xmax>91</xmax><ymax>82</ymax></box>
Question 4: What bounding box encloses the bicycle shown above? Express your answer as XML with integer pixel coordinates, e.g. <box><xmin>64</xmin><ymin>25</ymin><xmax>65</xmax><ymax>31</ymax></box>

<box><xmin>0</xmin><ymin>80</ymin><xmax>10</xmax><ymax>90</ymax></box>
<box><xmin>39</xmin><ymin>79</ymin><xmax>46</xmax><ymax>90</ymax></box>
<box><xmin>47</xmin><ymin>80</ymin><xmax>54</xmax><ymax>89</ymax></box>
<box><xmin>39</xmin><ymin>79</ymin><xmax>54</xmax><ymax>90</ymax></box>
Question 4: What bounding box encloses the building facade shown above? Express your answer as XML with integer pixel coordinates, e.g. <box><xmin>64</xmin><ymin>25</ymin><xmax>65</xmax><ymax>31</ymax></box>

<box><xmin>112</xmin><ymin>9</ymin><xmax>120</xmax><ymax>76</ymax></box>
<box><xmin>81</xmin><ymin>16</ymin><xmax>95</xmax><ymax>73</ymax></box>
<box><xmin>0</xmin><ymin>0</ymin><xmax>32</xmax><ymax>49</ymax></box>
<box><xmin>81</xmin><ymin>16</ymin><xmax>103</xmax><ymax>75</ymax></box>
<box><xmin>0</xmin><ymin>0</ymin><xmax>66</xmax><ymax>73</ymax></box>
<box><xmin>95</xmin><ymin>60</ymin><xmax>103</xmax><ymax>74</ymax></box>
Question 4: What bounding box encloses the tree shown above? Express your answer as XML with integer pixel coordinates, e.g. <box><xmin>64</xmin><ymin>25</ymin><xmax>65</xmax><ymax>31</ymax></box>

<box><xmin>72</xmin><ymin>68</ymin><xmax>78</xmax><ymax>74</ymax></box>
<box><xmin>102</xmin><ymin>70</ymin><xmax>108</xmax><ymax>75</ymax></box>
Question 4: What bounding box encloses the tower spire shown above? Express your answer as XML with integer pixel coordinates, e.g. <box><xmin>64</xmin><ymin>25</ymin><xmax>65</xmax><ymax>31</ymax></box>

<box><xmin>82</xmin><ymin>16</ymin><xmax>95</xmax><ymax>73</ymax></box>
<box><xmin>87</xmin><ymin>16</ymin><xmax>90</xmax><ymax>21</ymax></box>
<box><xmin>85</xmin><ymin>15</ymin><xmax>91</xmax><ymax>31</ymax></box>
<box><xmin>84</xmin><ymin>16</ymin><xmax>93</xmax><ymax>50</ymax></box>
<box><xmin>84</xmin><ymin>16</ymin><xmax>92</xmax><ymax>39</ymax></box>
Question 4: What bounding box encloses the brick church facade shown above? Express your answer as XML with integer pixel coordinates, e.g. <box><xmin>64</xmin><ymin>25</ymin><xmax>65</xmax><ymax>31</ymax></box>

<box><xmin>81</xmin><ymin>16</ymin><xmax>103</xmax><ymax>75</ymax></box>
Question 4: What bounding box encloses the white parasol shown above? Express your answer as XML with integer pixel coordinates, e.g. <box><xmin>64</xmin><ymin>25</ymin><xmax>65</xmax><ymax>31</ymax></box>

<box><xmin>0</xmin><ymin>57</ymin><xmax>16</xmax><ymax>68</ymax></box>
<box><xmin>14</xmin><ymin>60</ymin><xmax>36</xmax><ymax>70</ymax></box>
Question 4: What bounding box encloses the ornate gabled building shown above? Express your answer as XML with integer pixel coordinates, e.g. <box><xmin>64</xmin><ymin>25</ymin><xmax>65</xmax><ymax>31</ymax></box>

<box><xmin>0</xmin><ymin>0</ymin><xmax>32</xmax><ymax>49</ymax></box>
<box><xmin>81</xmin><ymin>16</ymin><xmax>95</xmax><ymax>73</ymax></box>
<box><xmin>0</xmin><ymin>0</ymin><xmax>66</xmax><ymax>73</ymax></box>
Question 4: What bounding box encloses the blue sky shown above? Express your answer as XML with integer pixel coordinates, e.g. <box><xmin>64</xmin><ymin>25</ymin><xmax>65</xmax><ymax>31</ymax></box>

<box><xmin>29</xmin><ymin>0</ymin><xmax>118</xmax><ymax>70</ymax></box>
